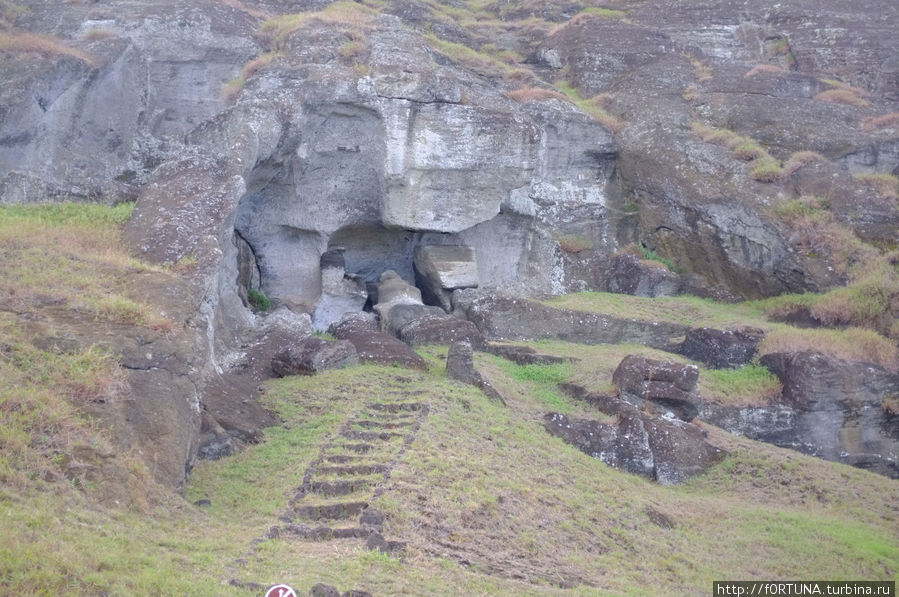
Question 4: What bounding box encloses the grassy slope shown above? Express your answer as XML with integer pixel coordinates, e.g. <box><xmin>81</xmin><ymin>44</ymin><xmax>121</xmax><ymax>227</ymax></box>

<box><xmin>544</xmin><ymin>292</ymin><xmax>898</xmax><ymax>371</ymax></box>
<box><xmin>2</xmin><ymin>205</ymin><xmax>897</xmax><ymax>596</ymax></box>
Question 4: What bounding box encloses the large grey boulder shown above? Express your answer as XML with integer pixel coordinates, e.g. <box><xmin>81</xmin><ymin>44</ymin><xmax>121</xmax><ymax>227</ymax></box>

<box><xmin>606</xmin><ymin>253</ymin><xmax>681</xmax><ymax>298</ymax></box>
<box><xmin>544</xmin><ymin>403</ymin><xmax>724</xmax><ymax>484</ymax></box>
<box><xmin>413</xmin><ymin>245</ymin><xmax>479</xmax><ymax>311</ymax></box>
<box><xmin>311</xmin><ymin>253</ymin><xmax>368</xmax><ymax>332</ymax></box>
<box><xmin>272</xmin><ymin>337</ymin><xmax>359</xmax><ymax>377</ymax></box>
<box><xmin>613</xmin><ymin>355</ymin><xmax>701</xmax><ymax>421</ymax></box>
<box><xmin>676</xmin><ymin>327</ymin><xmax>763</xmax><ymax>369</ymax></box>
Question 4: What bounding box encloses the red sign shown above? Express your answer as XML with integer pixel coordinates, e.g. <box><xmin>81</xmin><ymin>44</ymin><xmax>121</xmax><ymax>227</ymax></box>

<box><xmin>264</xmin><ymin>584</ymin><xmax>298</xmax><ymax>597</ymax></box>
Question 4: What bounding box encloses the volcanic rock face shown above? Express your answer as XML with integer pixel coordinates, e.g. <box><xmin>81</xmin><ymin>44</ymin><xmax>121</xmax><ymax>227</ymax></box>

<box><xmin>3</xmin><ymin>0</ymin><xmax>897</xmax><ymax>488</ymax></box>
<box><xmin>704</xmin><ymin>352</ymin><xmax>899</xmax><ymax>478</ymax></box>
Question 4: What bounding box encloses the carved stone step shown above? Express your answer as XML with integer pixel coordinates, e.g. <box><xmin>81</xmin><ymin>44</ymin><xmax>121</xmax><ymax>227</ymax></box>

<box><xmin>276</xmin><ymin>524</ymin><xmax>371</xmax><ymax>541</ymax></box>
<box><xmin>350</xmin><ymin>420</ymin><xmax>414</xmax><ymax>430</ymax></box>
<box><xmin>366</xmin><ymin>402</ymin><xmax>424</xmax><ymax>413</ymax></box>
<box><xmin>308</xmin><ymin>479</ymin><xmax>375</xmax><ymax>497</ymax></box>
<box><xmin>327</xmin><ymin>442</ymin><xmax>375</xmax><ymax>453</ymax></box>
<box><xmin>316</xmin><ymin>464</ymin><xmax>389</xmax><ymax>477</ymax></box>
<box><xmin>323</xmin><ymin>454</ymin><xmax>365</xmax><ymax>464</ymax></box>
<box><xmin>341</xmin><ymin>429</ymin><xmax>404</xmax><ymax>442</ymax></box>
<box><xmin>293</xmin><ymin>501</ymin><xmax>368</xmax><ymax>521</ymax></box>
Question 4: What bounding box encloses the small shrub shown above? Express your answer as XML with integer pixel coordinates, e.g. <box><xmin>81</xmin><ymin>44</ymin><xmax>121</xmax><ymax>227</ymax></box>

<box><xmin>750</xmin><ymin>156</ymin><xmax>784</xmax><ymax>182</ymax></box>
<box><xmin>744</xmin><ymin>64</ymin><xmax>786</xmax><ymax>78</ymax></box>
<box><xmin>240</xmin><ymin>51</ymin><xmax>279</xmax><ymax>80</ymax></box>
<box><xmin>630</xmin><ymin>245</ymin><xmax>680</xmax><ymax>273</ymax></box>
<box><xmin>733</xmin><ymin>141</ymin><xmax>767</xmax><ymax>161</ymax></box>
<box><xmin>782</xmin><ymin>151</ymin><xmax>828</xmax><ymax>176</ymax></box>
<box><xmin>860</xmin><ymin>112</ymin><xmax>899</xmax><ymax>132</ymax></box>
<box><xmin>855</xmin><ymin>173</ymin><xmax>899</xmax><ymax>200</ymax></box>
<box><xmin>248</xmin><ymin>289</ymin><xmax>271</xmax><ymax>311</ymax></box>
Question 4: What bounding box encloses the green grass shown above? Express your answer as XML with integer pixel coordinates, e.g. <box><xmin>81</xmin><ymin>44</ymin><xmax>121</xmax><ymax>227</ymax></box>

<box><xmin>578</xmin><ymin>7</ymin><xmax>626</xmax><ymax>19</ymax></box>
<box><xmin>248</xmin><ymin>288</ymin><xmax>272</xmax><ymax>311</ymax></box>
<box><xmin>635</xmin><ymin>245</ymin><xmax>681</xmax><ymax>272</ymax></box>
<box><xmin>0</xmin><ymin>202</ymin><xmax>173</xmax><ymax>330</ymax></box>
<box><xmin>701</xmin><ymin>364</ymin><xmax>781</xmax><ymax>405</ymax></box>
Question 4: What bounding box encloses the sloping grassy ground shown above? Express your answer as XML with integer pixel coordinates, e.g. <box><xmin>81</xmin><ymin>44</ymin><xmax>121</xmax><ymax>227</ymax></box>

<box><xmin>1</xmin><ymin>205</ymin><xmax>897</xmax><ymax>595</ymax></box>
<box><xmin>544</xmin><ymin>292</ymin><xmax>898</xmax><ymax>371</ymax></box>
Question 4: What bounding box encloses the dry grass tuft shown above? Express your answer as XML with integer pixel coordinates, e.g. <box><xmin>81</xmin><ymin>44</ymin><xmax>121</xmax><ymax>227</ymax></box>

<box><xmin>691</xmin><ymin>58</ymin><xmax>713</xmax><ymax>83</ymax></box>
<box><xmin>257</xmin><ymin>1</ymin><xmax>376</xmax><ymax>51</ymax></box>
<box><xmin>221</xmin><ymin>77</ymin><xmax>245</xmax><ymax>103</ymax></box>
<box><xmin>506</xmin><ymin>87</ymin><xmax>569</xmax><ymax>103</ymax></box>
<box><xmin>860</xmin><ymin>112</ymin><xmax>899</xmax><ymax>132</ymax></box>
<box><xmin>240</xmin><ymin>51</ymin><xmax>279</xmax><ymax>79</ymax></box>
<box><xmin>814</xmin><ymin>80</ymin><xmax>870</xmax><ymax>108</ymax></box>
<box><xmin>0</xmin><ymin>30</ymin><xmax>93</xmax><ymax>63</ymax></box>
<box><xmin>759</xmin><ymin>327</ymin><xmax>897</xmax><ymax>370</ymax></box>
<box><xmin>691</xmin><ymin>123</ymin><xmax>789</xmax><ymax>182</ymax></box>
<box><xmin>855</xmin><ymin>173</ymin><xmax>899</xmax><ymax>201</ymax></box>
<box><xmin>773</xmin><ymin>196</ymin><xmax>880</xmax><ymax>275</ymax></box>
<box><xmin>744</xmin><ymin>63</ymin><xmax>786</xmax><ymax>78</ymax></box>
<box><xmin>782</xmin><ymin>151</ymin><xmax>828</xmax><ymax>176</ymax></box>
<box><xmin>555</xmin><ymin>233</ymin><xmax>594</xmax><ymax>253</ymax></box>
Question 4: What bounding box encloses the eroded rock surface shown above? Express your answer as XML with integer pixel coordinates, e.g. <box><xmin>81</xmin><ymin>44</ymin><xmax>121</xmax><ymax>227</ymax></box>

<box><xmin>613</xmin><ymin>355</ymin><xmax>701</xmax><ymax>421</ymax></box>
<box><xmin>704</xmin><ymin>352</ymin><xmax>899</xmax><ymax>477</ymax></box>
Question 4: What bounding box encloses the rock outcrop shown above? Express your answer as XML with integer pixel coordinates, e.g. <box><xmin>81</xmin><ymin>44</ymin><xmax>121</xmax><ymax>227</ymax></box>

<box><xmin>453</xmin><ymin>290</ymin><xmax>687</xmax><ymax>349</ymax></box>
<box><xmin>545</xmin><ymin>398</ymin><xmax>724</xmax><ymax>484</ymax></box>
<box><xmin>606</xmin><ymin>253</ymin><xmax>680</xmax><ymax>298</ymax></box>
<box><xmin>676</xmin><ymin>327</ymin><xmax>763</xmax><ymax>369</ymax></box>
<box><xmin>272</xmin><ymin>336</ymin><xmax>359</xmax><ymax>377</ymax></box>
<box><xmin>704</xmin><ymin>352</ymin><xmax>899</xmax><ymax>477</ymax></box>
<box><xmin>613</xmin><ymin>355</ymin><xmax>701</xmax><ymax>421</ymax></box>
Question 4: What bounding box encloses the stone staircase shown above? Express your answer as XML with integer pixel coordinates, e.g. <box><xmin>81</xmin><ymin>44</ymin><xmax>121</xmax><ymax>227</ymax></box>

<box><xmin>266</xmin><ymin>396</ymin><xmax>429</xmax><ymax>552</ymax></box>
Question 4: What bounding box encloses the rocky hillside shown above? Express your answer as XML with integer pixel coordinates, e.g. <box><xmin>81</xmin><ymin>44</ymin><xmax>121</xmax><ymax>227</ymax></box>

<box><xmin>1</xmin><ymin>0</ymin><xmax>898</xmax><ymax>593</ymax></box>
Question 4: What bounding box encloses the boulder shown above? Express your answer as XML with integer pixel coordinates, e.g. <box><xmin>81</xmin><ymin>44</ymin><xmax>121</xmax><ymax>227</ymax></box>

<box><xmin>311</xmin><ymin>255</ymin><xmax>368</xmax><ymax>332</ymax></box>
<box><xmin>703</xmin><ymin>351</ymin><xmax>899</xmax><ymax>478</ymax></box>
<box><xmin>544</xmin><ymin>406</ymin><xmax>724</xmax><ymax>484</ymax></box>
<box><xmin>606</xmin><ymin>252</ymin><xmax>681</xmax><ymax>298</ymax></box>
<box><xmin>452</xmin><ymin>290</ymin><xmax>688</xmax><ymax>349</ymax></box>
<box><xmin>272</xmin><ymin>337</ymin><xmax>359</xmax><ymax>377</ymax></box>
<box><xmin>613</xmin><ymin>355</ymin><xmax>701</xmax><ymax>421</ymax></box>
<box><xmin>334</xmin><ymin>327</ymin><xmax>427</xmax><ymax>371</ymax></box>
<box><xmin>413</xmin><ymin>245</ymin><xmax>479</xmax><ymax>311</ymax></box>
<box><xmin>677</xmin><ymin>327</ymin><xmax>763</xmax><ymax>369</ymax></box>
<box><xmin>397</xmin><ymin>314</ymin><xmax>486</xmax><ymax>349</ymax></box>
<box><xmin>374</xmin><ymin>270</ymin><xmax>421</xmax><ymax>306</ymax></box>
<box><xmin>488</xmin><ymin>343</ymin><xmax>570</xmax><ymax>366</ymax></box>
<box><xmin>446</xmin><ymin>341</ymin><xmax>504</xmax><ymax>403</ymax></box>
<box><xmin>328</xmin><ymin>312</ymin><xmax>380</xmax><ymax>338</ymax></box>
